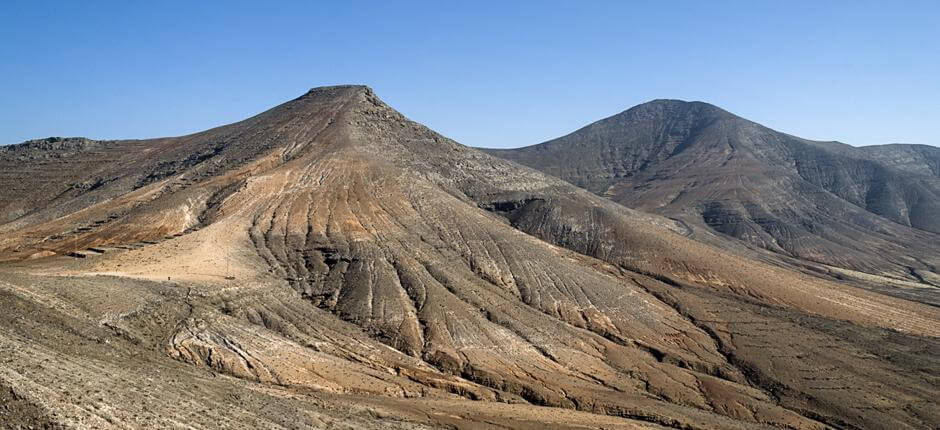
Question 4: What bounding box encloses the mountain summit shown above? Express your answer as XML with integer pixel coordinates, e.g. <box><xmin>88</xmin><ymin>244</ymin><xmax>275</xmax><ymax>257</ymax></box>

<box><xmin>1</xmin><ymin>88</ymin><xmax>938</xmax><ymax>429</ymax></box>
<box><xmin>485</xmin><ymin>100</ymin><xmax>940</xmax><ymax>290</ymax></box>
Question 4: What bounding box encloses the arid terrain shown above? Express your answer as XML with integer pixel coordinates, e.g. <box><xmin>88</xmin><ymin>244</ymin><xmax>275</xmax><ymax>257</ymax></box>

<box><xmin>485</xmin><ymin>100</ymin><xmax>940</xmax><ymax>305</ymax></box>
<box><xmin>1</xmin><ymin>86</ymin><xmax>938</xmax><ymax>429</ymax></box>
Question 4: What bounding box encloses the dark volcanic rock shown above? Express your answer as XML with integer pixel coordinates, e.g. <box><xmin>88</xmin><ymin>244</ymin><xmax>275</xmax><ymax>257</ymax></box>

<box><xmin>484</xmin><ymin>99</ymin><xmax>940</xmax><ymax>284</ymax></box>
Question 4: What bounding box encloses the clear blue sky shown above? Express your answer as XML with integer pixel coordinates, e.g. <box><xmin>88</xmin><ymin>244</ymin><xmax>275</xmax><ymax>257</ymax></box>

<box><xmin>2</xmin><ymin>1</ymin><xmax>938</xmax><ymax>148</ymax></box>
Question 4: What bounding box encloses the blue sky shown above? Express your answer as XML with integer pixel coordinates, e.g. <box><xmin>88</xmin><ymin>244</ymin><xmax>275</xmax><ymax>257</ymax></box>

<box><xmin>2</xmin><ymin>1</ymin><xmax>938</xmax><ymax>148</ymax></box>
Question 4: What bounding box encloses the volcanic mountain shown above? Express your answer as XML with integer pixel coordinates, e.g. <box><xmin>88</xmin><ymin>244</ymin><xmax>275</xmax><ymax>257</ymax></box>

<box><xmin>1</xmin><ymin>87</ymin><xmax>938</xmax><ymax>429</ymax></box>
<box><xmin>484</xmin><ymin>100</ymin><xmax>940</xmax><ymax>298</ymax></box>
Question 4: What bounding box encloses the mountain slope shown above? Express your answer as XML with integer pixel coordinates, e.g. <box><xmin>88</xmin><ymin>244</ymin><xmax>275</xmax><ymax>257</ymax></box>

<box><xmin>1</xmin><ymin>87</ymin><xmax>938</xmax><ymax>429</ymax></box>
<box><xmin>857</xmin><ymin>143</ymin><xmax>940</xmax><ymax>177</ymax></box>
<box><xmin>484</xmin><ymin>100</ymin><xmax>940</xmax><ymax>288</ymax></box>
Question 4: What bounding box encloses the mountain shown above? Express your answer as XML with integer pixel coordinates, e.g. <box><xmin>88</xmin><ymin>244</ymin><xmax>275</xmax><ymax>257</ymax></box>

<box><xmin>484</xmin><ymin>100</ymin><xmax>940</xmax><ymax>292</ymax></box>
<box><xmin>1</xmin><ymin>87</ymin><xmax>938</xmax><ymax>429</ymax></box>
<box><xmin>856</xmin><ymin>143</ymin><xmax>940</xmax><ymax>177</ymax></box>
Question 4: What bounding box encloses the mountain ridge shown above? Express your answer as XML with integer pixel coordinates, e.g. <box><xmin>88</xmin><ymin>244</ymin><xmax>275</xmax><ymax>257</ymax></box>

<box><xmin>1</xmin><ymin>87</ymin><xmax>938</xmax><ymax>429</ymax></box>
<box><xmin>483</xmin><ymin>99</ymin><xmax>940</xmax><ymax>289</ymax></box>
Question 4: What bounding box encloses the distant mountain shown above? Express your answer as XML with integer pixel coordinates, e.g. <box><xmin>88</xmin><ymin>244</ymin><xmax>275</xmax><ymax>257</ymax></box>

<box><xmin>484</xmin><ymin>100</ymin><xmax>940</xmax><ymax>286</ymax></box>
<box><xmin>1</xmin><ymin>88</ymin><xmax>938</xmax><ymax>429</ymax></box>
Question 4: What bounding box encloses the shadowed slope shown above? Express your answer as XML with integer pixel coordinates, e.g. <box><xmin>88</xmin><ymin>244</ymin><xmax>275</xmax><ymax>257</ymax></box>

<box><xmin>0</xmin><ymin>87</ymin><xmax>938</xmax><ymax>429</ymax></box>
<box><xmin>484</xmin><ymin>100</ymin><xmax>940</xmax><ymax>289</ymax></box>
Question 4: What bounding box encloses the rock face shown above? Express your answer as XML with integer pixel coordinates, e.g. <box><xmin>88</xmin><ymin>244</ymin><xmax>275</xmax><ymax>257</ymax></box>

<box><xmin>1</xmin><ymin>87</ymin><xmax>938</xmax><ymax>429</ymax></box>
<box><xmin>484</xmin><ymin>100</ymin><xmax>940</xmax><ymax>287</ymax></box>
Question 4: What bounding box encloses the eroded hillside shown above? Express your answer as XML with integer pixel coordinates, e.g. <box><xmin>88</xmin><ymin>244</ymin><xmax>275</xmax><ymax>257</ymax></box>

<box><xmin>1</xmin><ymin>87</ymin><xmax>937</xmax><ymax>429</ymax></box>
<box><xmin>484</xmin><ymin>100</ymin><xmax>940</xmax><ymax>300</ymax></box>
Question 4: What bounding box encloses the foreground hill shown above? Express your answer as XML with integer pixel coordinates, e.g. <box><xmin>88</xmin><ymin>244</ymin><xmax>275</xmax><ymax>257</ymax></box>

<box><xmin>484</xmin><ymin>100</ymin><xmax>940</xmax><ymax>292</ymax></box>
<box><xmin>1</xmin><ymin>87</ymin><xmax>938</xmax><ymax>429</ymax></box>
